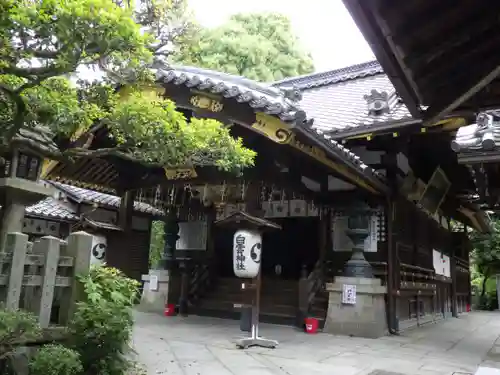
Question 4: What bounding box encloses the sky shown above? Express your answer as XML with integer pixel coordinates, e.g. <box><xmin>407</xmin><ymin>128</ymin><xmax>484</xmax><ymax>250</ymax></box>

<box><xmin>188</xmin><ymin>0</ymin><xmax>375</xmax><ymax>72</ymax></box>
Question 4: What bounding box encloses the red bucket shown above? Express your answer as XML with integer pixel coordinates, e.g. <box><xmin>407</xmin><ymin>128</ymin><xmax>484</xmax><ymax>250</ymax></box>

<box><xmin>164</xmin><ymin>303</ymin><xmax>176</xmax><ymax>317</ymax></box>
<box><xmin>304</xmin><ymin>317</ymin><xmax>318</xmax><ymax>334</ymax></box>
<box><xmin>466</xmin><ymin>304</ymin><xmax>471</xmax><ymax>312</ymax></box>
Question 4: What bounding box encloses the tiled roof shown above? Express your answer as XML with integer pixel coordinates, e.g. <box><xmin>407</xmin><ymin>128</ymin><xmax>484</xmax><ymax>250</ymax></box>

<box><xmin>273</xmin><ymin>61</ymin><xmax>414</xmax><ymax>135</ymax></box>
<box><xmin>157</xmin><ymin>65</ymin><xmax>308</xmax><ymax>124</ymax></box>
<box><xmin>46</xmin><ymin>181</ymin><xmax>163</xmax><ymax>215</ymax></box>
<box><xmin>451</xmin><ymin>113</ymin><xmax>500</xmax><ymax>153</ymax></box>
<box><xmin>25</xmin><ymin>197</ymin><xmax>79</xmax><ymax>221</ymax></box>
<box><xmin>13</xmin><ymin>125</ymin><xmax>60</xmax><ymax>157</ymax></box>
<box><xmin>157</xmin><ymin>65</ymin><xmax>388</xmax><ymax>192</ymax></box>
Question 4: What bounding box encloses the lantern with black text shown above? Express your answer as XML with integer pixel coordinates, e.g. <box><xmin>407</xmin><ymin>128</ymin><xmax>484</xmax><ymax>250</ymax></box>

<box><xmin>215</xmin><ymin>210</ymin><xmax>281</xmax><ymax>349</ymax></box>
<box><xmin>233</xmin><ymin>229</ymin><xmax>262</xmax><ymax>278</ymax></box>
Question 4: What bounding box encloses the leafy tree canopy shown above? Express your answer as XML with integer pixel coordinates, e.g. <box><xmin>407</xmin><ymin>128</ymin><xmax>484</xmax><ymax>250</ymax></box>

<box><xmin>470</xmin><ymin>219</ymin><xmax>500</xmax><ymax>279</ymax></box>
<box><xmin>173</xmin><ymin>12</ymin><xmax>315</xmax><ymax>82</ymax></box>
<box><xmin>0</xmin><ymin>0</ymin><xmax>255</xmax><ymax>172</ymax></box>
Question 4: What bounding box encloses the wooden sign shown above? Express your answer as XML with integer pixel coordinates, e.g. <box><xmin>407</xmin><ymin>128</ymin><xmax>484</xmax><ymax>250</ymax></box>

<box><xmin>176</xmin><ymin>221</ymin><xmax>207</xmax><ymax>250</ymax></box>
<box><xmin>149</xmin><ymin>275</ymin><xmax>159</xmax><ymax>291</ymax></box>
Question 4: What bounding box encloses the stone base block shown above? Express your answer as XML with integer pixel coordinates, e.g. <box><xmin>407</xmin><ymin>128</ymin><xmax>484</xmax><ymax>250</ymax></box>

<box><xmin>139</xmin><ymin>269</ymin><xmax>170</xmax><ymax>313</ymax></box>
<box><xmin>324</xmin><ymin>276</ymin><xmax>387</xmax><ymax>338</ymax></box>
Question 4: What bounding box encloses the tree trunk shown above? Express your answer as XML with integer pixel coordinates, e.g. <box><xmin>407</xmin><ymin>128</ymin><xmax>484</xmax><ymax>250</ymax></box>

<box><xmin>481</xmin><ymin>275</ymin><xmax>489</xmax><ymax>297</ymax></box>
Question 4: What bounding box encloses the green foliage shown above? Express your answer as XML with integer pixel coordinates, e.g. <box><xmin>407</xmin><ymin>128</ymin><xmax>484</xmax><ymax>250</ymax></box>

<box><xmin>29</xmin><ymin>344</ymin><xmax>83</xmax><ymax>375</ymax></box>
<box><xmin>478</xmin><ymin>288</ymin><xmax>498</xmax><ymax>311</ymax></box>
<box><xmin>173</xmin><ymin>12</ymin><xmax>314</xmax><ymax>82</ymax></box>
<box><xmin>68</xmin><ymin>265</ymin><xmax>140</xmax><ymax>375</ymax></box>
<box><xmin>107</xmin><ymin>90</ymin><xmax>255</xmax><ymax>170</ymax></box>
<box><xmin>135</xmin><ymin>0</ymin><xmax>198</xmax><ymax>61</ymax></box>
<box><xmin>1</xmin><ymin>0</ymin><xmax>255</xmax><ymax>173</ymax></box>
<box><xmin>470</xmin><ymin>219</ymin><xmax>500</xmax><ymax>282</ymax></box>
<box><xmin>149</xmin><ymin>220</ymin><xmax>165</xmax><ymax>269</ymax></box>
<box><xmin>0</xmin><ymin>307</ymin><xmax>41</xmax><ymax>361</ymax></box>
<box><xmin>0</xmin><ymin>0</ymin><xmax>151</xmax><ymax>140</ymax></box>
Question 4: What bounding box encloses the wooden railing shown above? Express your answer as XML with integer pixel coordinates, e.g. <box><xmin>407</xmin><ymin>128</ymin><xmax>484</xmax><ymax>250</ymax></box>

<box><xmin>298</xmin><ymin>260</ymin><xmax>324</xmax><ymax>318</ymax></box>
<box><xmin>188</xmin><ymin>258</ymin><xmax>216</xmax><ymax>306</ymax></box>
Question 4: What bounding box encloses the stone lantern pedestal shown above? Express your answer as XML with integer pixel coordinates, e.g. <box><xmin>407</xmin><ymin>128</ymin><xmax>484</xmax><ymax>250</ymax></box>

<box><xmin>323</xmin><ymin>277</ymin><xmax>387</xmax><ymax>338</ymax></box>
<box><xmin>323</xmin><ymin>208</ymin><xmax>387</xmax><ymax>338</ymax></box>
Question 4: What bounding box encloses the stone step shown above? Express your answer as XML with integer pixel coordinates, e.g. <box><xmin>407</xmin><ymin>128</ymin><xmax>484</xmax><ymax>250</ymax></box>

<box><xmin>203</xmin><ymin>290</ymin><xmax>297</xmax><ymax>304</ymax></box>
<box><xmin>199</xmin><ymin>300</ymin><xmax>297</xmax><ymax>317</ymax></box>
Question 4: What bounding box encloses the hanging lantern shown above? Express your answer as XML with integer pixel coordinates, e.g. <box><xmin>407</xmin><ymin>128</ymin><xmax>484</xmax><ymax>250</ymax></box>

<box><xmin>233</xmin><ymin>229</ymin><xmax>262</xmax><ymax>278</ymax></box>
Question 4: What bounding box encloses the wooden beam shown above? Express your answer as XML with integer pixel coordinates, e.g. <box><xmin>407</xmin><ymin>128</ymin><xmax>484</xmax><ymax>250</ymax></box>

<box><xmin>342</xmin><ymin>0</ymin><xmax>422</xmax><ymax>118</ymax></box>
<box><xmin>403</xmin><ymin>3</ymin><xmax>495</xmax><ymax>67</ymax></box>
<box><xmin>424</xmin><ymin>65</ymin><xmax>500</xmax><ymax>126</ymax></box>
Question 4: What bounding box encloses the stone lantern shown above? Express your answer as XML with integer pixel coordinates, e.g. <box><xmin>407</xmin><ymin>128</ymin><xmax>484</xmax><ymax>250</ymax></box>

<box><xmin>0</xmin><ymin>127</ymin><xmax>57</xmax><ymax>250</ymax></box>
<box><xmin>343</xmin><ymin>212</ymin><xmax>373</xmax><ymax>278</ymax></box>
<box><xmin>161</xmin><ymin>209</ymin><xmax>180</xmax><ymax>269</ymax></box>
<box><xmin>323</xmin><ymin>204</ymin><xmax>387</xmax><ymax>338</ymax></box>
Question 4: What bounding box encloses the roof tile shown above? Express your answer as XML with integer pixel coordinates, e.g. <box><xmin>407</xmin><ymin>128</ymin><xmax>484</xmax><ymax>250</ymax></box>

<box><xmin>47</xmin><ymin>181</ymin><xmax>163</xmax><ymax>215</ymax></box>
<box><xmin>273</xmin><ymin>61</ymin><xmax>413</xmax><ymax>134</ymax></box>
<box><xmin>157</xmin><ymin>64</ymin><xmax>386</xmax><ymax>189</ymax></box>
<box><xmin>25</xmin><ymin>197</ymin><xmax>78</xmax><ymax>221</ymax></box>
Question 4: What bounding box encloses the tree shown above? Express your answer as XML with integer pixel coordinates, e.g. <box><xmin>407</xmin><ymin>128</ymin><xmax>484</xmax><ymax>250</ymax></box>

<box><xmin>149</xmin><ymin>220</ymin><xmax>165</xmax><ymax>268</ymax></box>
<box><xmin>0</xmin><ymin>0</ymin><xmax>255</xmax><ymax>172</ymax></box>
<box><xmin>470</xmin><ymin>219</ymin><xmax>500</xmax><ymax>298</ymax></box>
<box><xmin>173</xmin><ymin>12</ymin><xmax>314</xmax><ymax>82</ymax></box>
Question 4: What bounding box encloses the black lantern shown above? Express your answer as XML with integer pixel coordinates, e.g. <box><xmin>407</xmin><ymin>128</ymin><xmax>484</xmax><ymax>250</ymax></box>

<box><xmin>161</xmin><ymin>209</ymin><xmax>180</xmax><ymax>269</ymax></box>
<box><xmin>343</xmin><ymin>211</ymin><xmax>373</xmax><ymax>278</ymax></box>
<box><xmin>0</xmin><ymin>149</ymin><xmax>42</xmax><ymax>181</ymax></box>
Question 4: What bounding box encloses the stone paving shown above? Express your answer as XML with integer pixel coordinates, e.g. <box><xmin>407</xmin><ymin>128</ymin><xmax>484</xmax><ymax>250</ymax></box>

<box><xmin>131</xmin><ymin>310</ymin><xmax>500</xmax><ymax>375</ymax></box>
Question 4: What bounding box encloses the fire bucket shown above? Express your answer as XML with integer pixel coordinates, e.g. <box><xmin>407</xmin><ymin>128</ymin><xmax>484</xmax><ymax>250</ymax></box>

<box><xmin>164</xmin><ymin>303</ymin><xmax>176</xmax><ymax>317</ymax></box>
<box><xmin>304</xmin><ymin>317</ymin><xmax>318</xmax><ymax>334</ymax></box>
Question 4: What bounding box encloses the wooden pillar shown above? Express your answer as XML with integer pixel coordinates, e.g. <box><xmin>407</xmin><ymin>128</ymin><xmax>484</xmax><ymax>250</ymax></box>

<box><xmin>318</xmin><ymin>176</ymin><xmax>329</xmax><ymax>269</ymax></box>
<box><xmin>384</xmin><ymin>149</ymin><xmax>399</xmax><ymax>333</ymax></box>
<box><xmin>450</xmin><ymin>234</ymin><xmax>458</xmax><ymax>318</ymax></box>
<box><xmin>118</xmin><ymin>190</ymin><xmax>135</xmax><ymax>231</ymax></box>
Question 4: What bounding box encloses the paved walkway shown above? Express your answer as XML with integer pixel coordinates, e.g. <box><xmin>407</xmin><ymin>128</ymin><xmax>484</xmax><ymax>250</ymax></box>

<box><xmin>131</xmin><ymin>311</ymin><xmax>500</xmax><ymax>375</ymax></box>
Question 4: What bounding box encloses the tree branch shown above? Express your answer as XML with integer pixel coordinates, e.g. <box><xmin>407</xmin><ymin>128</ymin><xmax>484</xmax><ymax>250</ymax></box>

<box><xmin>0</xmin><ymin>84</ymin><xmax>27</xmax><ymax>144</ymax></box>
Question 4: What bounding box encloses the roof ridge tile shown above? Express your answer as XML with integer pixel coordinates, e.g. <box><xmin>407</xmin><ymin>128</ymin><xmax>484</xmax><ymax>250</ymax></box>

<box><xmin>273</xmin><ymin>60</ymin><xmax>382</xmax><ymax>89</ymax></box>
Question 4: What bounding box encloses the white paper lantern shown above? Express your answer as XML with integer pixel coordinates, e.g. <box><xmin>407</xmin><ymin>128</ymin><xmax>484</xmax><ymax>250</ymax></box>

<box><xmin>91</xmin><ymin>234</ymin><xmax>107</xmax><ymax>266</ymax></box>
<box><xmin>233</xmin><ymin>229</ymin><xmax>262</xmax><ymax>278</ymax></box>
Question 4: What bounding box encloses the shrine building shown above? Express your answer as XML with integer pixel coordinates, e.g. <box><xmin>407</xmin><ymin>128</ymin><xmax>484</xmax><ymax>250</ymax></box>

<box><xmin>34</xmin><ymin>61</ymin><xmax>490</xmax><ymax>337</ymax></box>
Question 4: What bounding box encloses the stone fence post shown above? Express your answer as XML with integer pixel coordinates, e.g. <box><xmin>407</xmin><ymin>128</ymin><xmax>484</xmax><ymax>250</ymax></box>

<box><xmin>35</xmin><ymin>236</ymin><xmax>61</xmax><ymax>328</ymax></box>
<box><xmin>58</xmin><ymin>231</ymin><xmax>93</xmax><ymax>325</ymax></box>
<box><xmin>5</xmin><ymin>232</ymin><xmax>28</xmax><ymax>310</ymax></box>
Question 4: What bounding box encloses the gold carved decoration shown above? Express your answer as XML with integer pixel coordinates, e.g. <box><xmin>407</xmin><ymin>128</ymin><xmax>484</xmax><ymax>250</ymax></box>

<box><xmin>40</xmin><ymin>159</ymin><xmax>59</xmax><ymax>179</ymax></box>
<box><xmin>189</xmin><ymin>95</ymin><xmax>224</xmax><ymax>112</ymax></box>
<box><xmin>250</xmin><ymin>112</ymin><xmax>378</xmax><ymax>194</ymax></box>
<box><xmin>118</xmin><ymin>84</ymin><xmax>165</xmax><ymax>102</ymax></box>
<box><xmin>164</xmin><ymin>167</ymin><xmax>198</xmax><ymax>180</ymax></box>
<box><xmin>251</xmin><ymin>113</ymin><xmax>293</xmax><ymax>144</ymax></box>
